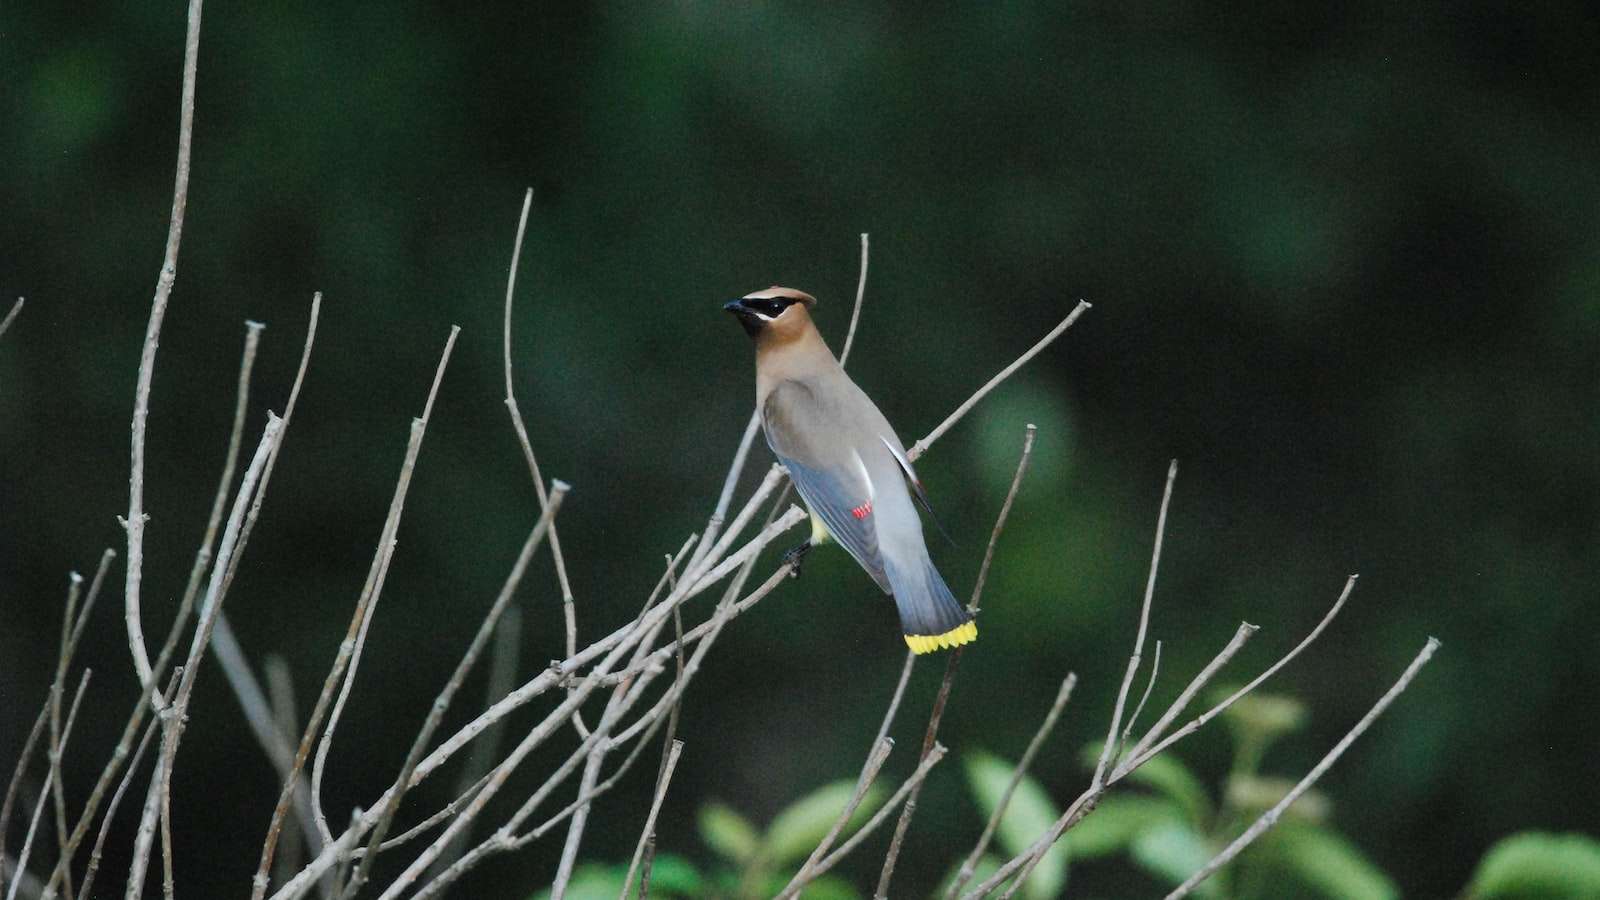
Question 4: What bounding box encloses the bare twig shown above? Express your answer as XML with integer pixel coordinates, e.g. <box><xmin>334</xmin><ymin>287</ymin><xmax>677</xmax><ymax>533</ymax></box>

<box><xmin>6</xmin><ymin>672</ymin><xmax>89</xmax><ymax>900</ymax></box>
<box><xmin>944</xmin><ymin>674</ymin><xmax>1077</xmax><ymax>900</ymax></box>
<box><xmin>132</xmin><ymin>413</ymin><xmax>283</xmax><ymax>900</ymax></box>
<box><xmin>343</xmin><ymin>483</ymin><xmax>568</xmax><ymax>897</ymax></box>
<box><xmin>123</xmin><ymin>0</ymin><xmax>206</xmax><ymax>710</ymax></box>
<box><xmin>197</xmin><ymin>322</ymin><xmax>322</xmax><ymax>862</ymax></box>
<box><xmin>777</xmin><ymin>744</ymin><xmax>948</xmax><ymax>896</ymax></box>
<box><xmin>1095</xmin><ymin>459</ymin><xmax>1178</xmax><ymax>784</ymax></box>
<box><xmin>551</xmin><ymin>745</ymin><xmax>609</xmax><ymax>899</ymax></box>
<box><xmin>876</xmin><ymin>647</ymin><xmax>962</xmax><ymax>898</ymax></box>
<box><xmin>500</xmin><ymin>188</ymin><xmax>579</xmax><ymax>658</ymax></box>
<box><xmin>837</xmin><ymin>232</ymin><xmax>869</xmax><ymax>367</ymax></box>
<box><xmin>1118</xmin><ymin>641</ymin><xmax>1162</xmax><ymax>761</ymax></box>
<box><xmin>1165</xmin><ymin>637</ymin><xmax>1441</xmax><ymax>899</ymax></box>
<box><xmin>969</xmin><ymin>424</ymin><xmax>1037</xmax><ymax>612</ymax></box>
<box><xmin>42</xmin><ymin>550</ymin><xmax>114</xmax><ymax>898</ymax></box>
<box><xmin>979</xmin><ymin>621</ymin><xmax>1259</xmax><ymax>900</ymax></box>
<box><xmin>777</xmin><ymin>738</ymin><xmax>895</xmax><ymax>899</ymax></box>
<box><xmin>311</xmin><ymin>329</ymin><xmax>461</xmax><ymax>834</ymax></box>
<box><xmin>253</xmin><ymin>330</ymin><xmax>458</xmax><ymax>898</ymax></box>
<box><xmin>872</xmin><ymin>654</ymin><xmax>918</xmax><ymax>752</ymax></box>
<box><xmin>0</xmin><ymin>708</ymin><xmax>48</xmax><ymax>894</ymax></box>
<box><xmin>967</xmin><ymin>570</ymin><xmax>1364</xmax><ymax>899</ymax></box>
<box><xmin>426</xmin><ymin>603</ymin><xmax>526</xmax><ymax>881</ymax></box>
<box><xmin>0</xmin><ymin>297</ymin><xmax>22</xmax><ymax>338</ymax></box>
<box><xmin>619</xmin><ymin>740</ymin><xmax>685</xmax><ymax>900</ymax></box>
<box><xmin>264</xmin><ymin>657</ymin><xmax>311</xmax><ymax>893</ymax></box>
<box><xmin>909</xmin><ymin>300</ymin><xmax>1091</xmax><ymax>462</ymax></box>
<box><xmin>877</xmin><ymin>424</ymin><xmax>1037</xmax><ymax>897</ymax></box>
<box><xmin>1116</xmin><ymin>576</ymin><xmax>1360</xmax><ymax>779</ymax></box>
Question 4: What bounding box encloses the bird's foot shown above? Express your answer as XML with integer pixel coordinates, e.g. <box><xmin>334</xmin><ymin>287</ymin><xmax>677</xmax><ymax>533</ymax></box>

<box><xmin>781</xmin><ymin>541</ymin><xmax>812</xmax><ymax>578</ymax></box>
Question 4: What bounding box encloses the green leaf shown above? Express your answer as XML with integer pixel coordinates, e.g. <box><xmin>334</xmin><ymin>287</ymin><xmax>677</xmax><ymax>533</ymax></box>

<box><xmin>965</xmin><ymin>750</ymin><xmax>1068</xmax><ymax>899</ymax></box>
<box><xmin>524</xmin><ymin>855</ymin><xmax>703</xmax><ymax>900</ymax></box>
<box><xmin>699</xmin><ymin>801</ymin><xmax>760</xmax><ymax>864</ymax></box>
<box><xmin>1465</xmin><ymin>831</ymin><xmax>1600</xmax><ymax>899</ymax></box>
<box><xmin>1121</xmin><ymin>752</ymin><xmax>1214</xmax><ymax>827</ymax></box>
<box><xmin>761</xmin><ymin>872</ymin><xmax>863</xmax><ymax>900</ymax></box>
<box><xmin>633</xmin><ymin>853</ymin><xmax>705</xmax><ymax>898</ymax></box>
<box><xmin>939</xmin><ymin>853</ymin><xmax>1003</xmax><ymax>899</ymax></box>
<box><xmin>1130</xmin><ymin>820</ymin><xmax>1219</xmax><ymax>897</ymax></box>
<box><xmin>764</xmin><ymin>779</ymin><xmax>885</xmax><ymax>866</ymax></box>
<box><xmin>1220</xmin><ymin>691</ymin><xmax>1308</xmax><ymax>743</ymax></box>
<box><xmin>1066</xmin><ymin>794</ymin><xmax>1186</xmax><ymax>859</ymax></box>
<box><xmin>1271</xmin><ymin>822</ymin><xmax>1399</xmax><ymax>900</ymax></box>
<box><xmin>524</xmin><ymin>862</ymin><xmax>623</xmax><ymax>900</ymax></box>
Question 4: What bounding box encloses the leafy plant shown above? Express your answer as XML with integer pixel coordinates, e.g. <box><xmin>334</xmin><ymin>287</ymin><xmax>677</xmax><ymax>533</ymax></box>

<box><xmin>527</xmin><ymin>779</ymin><xmax>884</xmax><ymax>900</ymax></box>
<box><xmin>958</xmin><ymin>689</ymin><xmax>1398</xmax><ymax>899</ymax></box>
<box><xmin>1461</xmin><ymin>831</ymin><xmax>1600</xmax><ymax>900</ymax></box>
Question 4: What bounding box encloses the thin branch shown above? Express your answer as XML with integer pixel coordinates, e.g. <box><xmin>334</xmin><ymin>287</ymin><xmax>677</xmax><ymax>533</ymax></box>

<box><xmin>123</xmin><ymin>0</ymin><xmax>206</xmax><ymax>711</ymax></box>
<box><xmin>135</xmin><ymin>413</ymin><xmax>283</xmax><ymax>900</ymax></box>
<box><xmin>345</xmin><ymin>483</ymin><xmax>569</xmax><ymax>896</ymax></box>
<box><xmin>1165</xmin><ymin>637</ymin><xmax>1441</xmax><ymax>899</ymax></box>
<box><xmin>1118</xmin><ymin>640</ymin><xmax>1162</xmax><ymax>761</ymax></box>
<box><xmin>426</xmin><ymin>603</ymin><xmax>525</xmax><ymax>881</ymax></box>
<box><xmin>837</xmin><ymin>232</ymin><xmax>869</xmax><ymax>367</ymax></box>
<box><xmin>875</xmin><ymin>647</ymin><xmax>963</xmax><ymax>898</ymax></box>
<box><xmin>550</xmin><ymin>747</ymin><xmax>608</xmax><ymax>899</ymax></box>
<box><xmin>312</xmin><ymin>330</ymin><xmax>461</xmax><ymax>829</ymax></box>
<box><xmin>1116</xmin><ymin>576</ymin><xmax>1359</xmax><ymax>779</ymax></box>
<box><xmin>908</xmin><ymin>300</ymin><xmax>1091</xmax><ymax>462</ymax></box>
<box><xmin>944</xmin><ymin>674</ymin><xmax>1077</xmax><ymax>900</ymax></box>
<box><xmin>1113</xmin><ymin>625</ymin><xmax>1256</xmax><ymax>786</ymax></box>
<box><xmin>406</xmin><ymin>552</ymin><xmax>790</xmax><ymax>900</ymax></box>
<box><xmin>973</xmin><ymin>623</ymin><xmax>1258</xmax><ymax>899</ymax></box>
<box><xmin>777</xmin><ymin>744</ymin><xmax>948</xmax><ymax>897</ymax></box>
<box><xmin>691</xmin><ymin>410</ymin><xmax>763</xmax><ymax>578</ymax></box>
<box><xmin>872</xmin><ymin>653</ymin><xmax>916</xmax><ymax>756</ymax></box>
<box><xmin>274</xmin><ymin>532</ymin><xmax>760</xmax><ymax>895</ymax></box>
<box><xmin>969</xmin><ymin>572</ymin><xmax>1360</xmax><ymax>899</ymax></box>
<box><xmin>500</xmin><ymin>188</ymin><xmax>579</xmax><ymax>658</ymax></box>
<box><xmin>6</xmin><ymin>671</ymin><xmax>89</xmax><ymax>900</ymax></box>
<box><xmin>1095</xmin><ymin>459</ymin><xmax>1178</xmax><ymax>784</ymax></box>
<box><xmin>879</xmin><ymin>425</ymin><xmax>1038</xmax><ymax>896</ymax></box>
<box><xmin>264</xmin><ymin>657</ymin><xmax>311</xmax><ymax>894</ymax></box>
<box><xmin>0</xmin><ymin>707</ymin><xmax>48</xmax><ymax>894</ymax></box>
<box><xmin>778</xmin><ymin>738</ymin><xmax>895</xmax><ymax>899</ymax></box>
<box><xmin>43</xmin><ymin>549</ymin><xmax>113</xmax><ymax>896</ymax></box>
<box><xmin>619</xmin><ymin>741</ymin><xmax>684</xmax><ymax>900</ymax></box>
<box><xmin>253</xmin><ymin>329</ymin><xmax>458</xmax><ymax>898</ymax></box>
<box><xmin>968</xmin><ymin>424</ymin><xmax>1036</xmax><ymax>612</ymax></box>
<box><xmin>77</xmin><ymin>683</ymin><xmax>168</xmax><ymax>900</ymax></box>
<box><xmin>0</xmin><ymin>297</ymin><xmax>22</xmax><ymax>338</ymax></box>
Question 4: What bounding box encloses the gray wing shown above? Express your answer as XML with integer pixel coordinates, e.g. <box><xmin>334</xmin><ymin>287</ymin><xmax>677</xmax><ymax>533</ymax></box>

<box><xmin>762</xmin><ymin>380</ymin><xmax>893</xmax><ymax>593</ymax></box>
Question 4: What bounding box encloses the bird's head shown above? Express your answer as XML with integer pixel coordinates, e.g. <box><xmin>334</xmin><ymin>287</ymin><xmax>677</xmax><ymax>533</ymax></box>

<box><xmin>724</xmin><ymin>286</ymin><xmax>817</xmax><ymax>343</ymax></box>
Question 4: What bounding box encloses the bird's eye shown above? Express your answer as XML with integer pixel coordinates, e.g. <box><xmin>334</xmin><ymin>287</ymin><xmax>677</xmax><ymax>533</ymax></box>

<box><xmin>742</xmin><ymin>299</ymin><xmax>789</xmax><ymax>318</ymax></box>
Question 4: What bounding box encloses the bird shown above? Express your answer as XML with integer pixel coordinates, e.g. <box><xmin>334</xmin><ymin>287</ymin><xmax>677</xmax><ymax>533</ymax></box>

<box><xmin>724</xmin><ymin>286</ymin><xmax>977</xmax><ymax>654</ymax></box>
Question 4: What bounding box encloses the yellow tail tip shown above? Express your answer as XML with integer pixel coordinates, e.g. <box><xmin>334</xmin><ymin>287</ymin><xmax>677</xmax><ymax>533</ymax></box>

<box><xmin>904</xmin><ymin>621</ymin><xmax>978</xmax><ymax>654</ymax></box>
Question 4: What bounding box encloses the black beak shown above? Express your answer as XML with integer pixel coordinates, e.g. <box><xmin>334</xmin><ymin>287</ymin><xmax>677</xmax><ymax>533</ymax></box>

<box><xmin>724</xmin><ymin>300</ymin><xmax>764</xmax><ymax>337</ymax></box>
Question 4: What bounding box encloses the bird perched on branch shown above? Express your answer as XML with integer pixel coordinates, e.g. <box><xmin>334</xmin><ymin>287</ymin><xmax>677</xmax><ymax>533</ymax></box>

<box><xmin>724</xmin><ymin>286</ymin><xmax>977</xmax><ymax>654</ymax></box>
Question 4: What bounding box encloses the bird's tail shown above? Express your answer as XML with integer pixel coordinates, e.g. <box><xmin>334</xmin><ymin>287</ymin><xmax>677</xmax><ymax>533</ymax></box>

<box><xmin>886</xmin><ymin>556</ymin><xmax>977</xmax><ymax>654</ymax></box>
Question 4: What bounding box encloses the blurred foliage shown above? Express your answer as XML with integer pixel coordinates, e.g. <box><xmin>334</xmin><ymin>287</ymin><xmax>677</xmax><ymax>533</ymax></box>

<box><xmin>1051</xmin><ymin>691</ymin><xmax>1397</xmax><ymax>898</ymax></box>
<box><xmin>3</xmin><ymin>2</ymin><xmax>1598</xmax><ymax>896</ymax></box>
<box><xmin>530</xmin><ymin>778</ymin><xmax>882</xmax><ymax>899</ymax></box>
<box><xmin>1463</xmin><ymin>831</ymin><xmax>1600</xmax><ymax>900</ymax></box>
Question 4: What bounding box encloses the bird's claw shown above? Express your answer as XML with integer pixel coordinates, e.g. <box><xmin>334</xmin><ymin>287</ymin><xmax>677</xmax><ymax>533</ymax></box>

<box><xmin>782</xmin><ymin>541</ymin><xmax>812</xmax><ymax>578</ymax></box>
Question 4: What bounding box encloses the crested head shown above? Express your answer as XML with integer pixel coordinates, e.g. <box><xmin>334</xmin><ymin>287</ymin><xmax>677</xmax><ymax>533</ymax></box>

<box><xmin>723</xmin><ymin>286</ymin><xmax>820</xmax><ymax>345</ymax></box>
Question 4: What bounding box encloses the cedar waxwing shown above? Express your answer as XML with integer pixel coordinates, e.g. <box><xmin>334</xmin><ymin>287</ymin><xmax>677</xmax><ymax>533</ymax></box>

<box><xmin>725</xmin><ymin>286</ymin><xmax>977</xmax><ymax>654</ymax></box>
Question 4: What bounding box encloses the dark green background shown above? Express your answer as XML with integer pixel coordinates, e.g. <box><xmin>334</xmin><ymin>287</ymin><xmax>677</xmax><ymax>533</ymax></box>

<box><xmin>3</xmin><ymin>3</ymin><xmax>1596</xmax><ymax>896</ymax></box>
